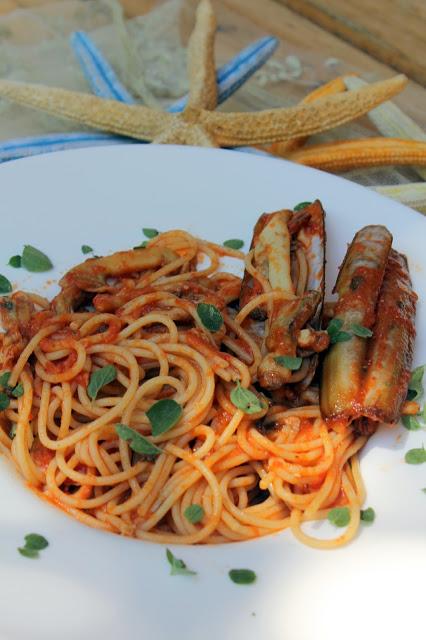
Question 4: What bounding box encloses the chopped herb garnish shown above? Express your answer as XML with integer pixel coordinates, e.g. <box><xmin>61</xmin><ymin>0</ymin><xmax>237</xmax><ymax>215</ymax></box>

<box><xmin>274</xmin><ymin>355</ymin><xmax>302</xmax><ymax>371</ymax></box>
<box><xmin>143</xmin><ymin>228</ymin><xmax>159</xmax><ymax>239</ymax></box>
<box><xmin>228</xmin><ymin>569</ymin><xmax>257</xmax><ymax>585</ymax></box>
<box><xmin>146</xmin><ymin>399</ymin><xmax>183</xmax><ymax>436</ymax></box>
<box><xmin>18</xmin><ymin>533</ymin><xmax>49</xmax><ymax>559</ymax></box>
<box><xmin>0</xmin><ymin>372</ymin><xmax>24</xmax><ymax>399</ymax></box>
<box><xmin>407</xmin><ymin>365</ymin><xmax>425</xmax><ymax>402</ymax></box>
<box><xmin>223</xmin><ymin>239</ymin><xmax>244</xmax><ymax>250</ymax></box>
<box><xmin>81</xmin><ymin>245</ymin><xmax>94</xmax><ymax>255</ymax></box>
<box><xmin>196</xmin><ymin>302</ymin><xmax>223</xmax><ymax>332</ymax></box>
<box><xmin>401</xmin><ymin>415</ymin><xmax>422</xmax><ymax>431</ymax></box>
<box><xmin>8</xmin><ymin>255</ymin><xmax>21</xmax><ymax>268</ymax></box>
<box><xmin>331</xmin><ymin>331</ymin><xmax>352</xmax><ymax>344</ymax></box>
<box><xmin>230</xmin><ymin>381</ymin><xmax>264</xmax><ymax>415</ymax></box>
<box><xmin>166</xmin><ymin>548</ymin><xmax>197</xmax><ymax>576</ymax></box>
<box><xmin>350</xmin><ymin>275</ymin><xmax>363</xmax><ymax>291</ymax></box>
<box><xmin>11</xmin><ymin>383</ymin><xmax>24</xmax><ymax>398</ymax></box>
<box><xmin>0</xmin><ymin>393</ymin><xmax>10</xmax><ymax>411</ymax></box>
<box><xmin>24</xmin><ymin>533</ymin><xmax>49</xmax><ymax>550</ymax></box>
<box><xmin>115</xmin><ymin>423</ymin><xmax>162</xmax><ymax>459</ymax></box>
<box><xmin>21</xmin><ymin>245</ymin><xmax>53</xmax><ymax>272</ymax></box>
<box><xmin>350</xmin><ymin>323</ymin><xmax>373</xmax><ymax>338</ymax></box>
<box><xmin>184</xmin><ymin>504</ymin><xmax>205</xmax><ymax>524</ymax></box>
<box><xmin>327</xmin><ymin>506</ymin><xmax>350</xmax><ymax>527</ymax></box>
<box><xmin>327</xmin><ymin>318</ymin><xmax>352</xmax><ymax>344</ymax></box>
<box><xmin>0</xmin><ymin>371</ymin><xmax>11</xmax><ymax>387</ymax></box>
<box><xmin>327</xmin><ymin>317</ymin><xmax>343</xmax><ymax>336</ymax></box>
<box><xmin>87</xmin><ymin>364</ymin><xmax>117</xmax><ymax>400</ymax></box>
<box><xmin>134</xmin><ymin>241</ymin><xmax>148</xmax><ymax>250</ymax></box>
<box><xmin>18</xmin><ymin>547</ymin><xmax>39</xmax><ymax>558</ymax></box>
<box><xmin>0</xmin><ymin>274</ymin><xmax>12</xmax><ymax>295</ymax></box>
<box><xmin>293</xmin><ymin>201</ymin><xmax>312</xmax><ymax>211</ymax></box>
<box><xmin>360</xmin><ymin>507</ymin><xmax>375</xmax><ymax>523</ymax></box>
<box><xmin>405</xmin><ymin>446</ymin><xmax>426</xmax><ymax>465</ymax></box>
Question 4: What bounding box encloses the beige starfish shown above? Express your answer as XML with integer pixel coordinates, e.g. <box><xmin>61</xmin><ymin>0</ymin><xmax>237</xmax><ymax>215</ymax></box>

<box><xmin>0</xmin><ymin>0</ymin><xmax>408</xmax><ymax>148</ymax></box>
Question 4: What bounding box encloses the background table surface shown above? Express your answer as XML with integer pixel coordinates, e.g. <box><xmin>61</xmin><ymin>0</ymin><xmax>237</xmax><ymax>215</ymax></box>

<box><xmin>0</xmin><ymin>0</ymin><xmax>424</xmax><ymax>131</ymax></box>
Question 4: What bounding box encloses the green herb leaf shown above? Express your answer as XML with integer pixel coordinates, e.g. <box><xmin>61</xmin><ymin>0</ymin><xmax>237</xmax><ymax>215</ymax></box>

<box><xmin>196</xmin><ymin>302</ymin><xmax>223</xmax><ymax>332</ymax></box>
<box><xmin>350</xmin><ymin>323</ymin><xmax>373</xmax><ymax>338</ymax></box>
<box><xmin>166</xmin><ymin>548</ymin><xmax>197</xmax><ymax>576</ymax></box>
<box><xmin>143</xmin><ymin>228</ymin><xmax>159</xmax><ymax>239</ymax></box>
<box><xmin>293</xmin><ymin>201</ymin><xmax>312</xmax><ymax>211</ymax></box>
<box><xmin>228</xmin><ymin>569</ymin><xmax>257</xmax><ymax>585</ymax></box>
<box><xmin>401</xmin><ymin>415</ymin><xmax>422</xmax><ymax>431</ymax></box>
<box><xmin>81</xmin><ymin>245</ymin><xmax>94</xmax><ymax>255</ymax></box>
<box><xmin>12</xmin><ymin>383</ymin><xmax>24</xmax><ymax>398</ymax></box>
<box><xmin>223</xmin><ymin>239</ymin><xmax>244</xmax><ymax>250</ymax></box>
<box><xmin>0</xmin><ymin>274</ymin><xmax>12</xmax><ymax>295</ymax></box>
<box><xmin>147</xmin><ymin>399</ymin><xmax>183</xmax><ymax>436</ymax></box>
<box><xmin>184</xmin><ymin>504</ymin><xmax>205</xmax><ymax>524</ymax></box>
<box><xmin>0</xmin><ymin>392</ymin><xmax>10</xmax><ymax>411</ymax></box>
<box><xmin>405</xmin><ymin>446</ymin><xmax>426</xmax><ymax>465</ymax></box>
<box><xmin>21</xmin><ymin>245</ymin><xmax>53</xmax><ymax>272</ymax></box>
<box><xmin>360</xmin><ymin>507</ymin><xmax>375</xmax><ymax>523</ymax></box>
<box><xmin>87</xmin><ymin>364</ymin><xmax>117</xmax><ymax>400</ymax></box>
<box><xmin>350</xmin><ymin>275</ymin><xmax>363</xmax><ymax>291</ymax></box>
<box><xmin>326</xmin><ymin>317</ymin><xmax>352</xmax><ymax>343</ymax></box>
<box><xmin>407</xmin><ymin>365</ymin><xmax>425</xmax><ymax>402</ymax></box>
<box><xmin>326</xmin><ymin>318</ymin><xmax>343</xmax><ymax>337</ymax></box>
<box><xmin>18</xmin><ymin>547</ymin><xmax>39</xmax><ymax>559</ymax></box>
<box><xmin>327</xmin><ymin>506</ymin><xmax>350</xmax><ymax>527</ymax></box>
<box><xmin>8</xmin><ymin>255</ymin><xmax>21</xmax><ymax>268</ymax></box>
<box><xmin>422</xmin><ymin>488</ymin><xmax>426</xmax><ymax>494</ymax></box>
<box><xmin>115</xmin><ymin>423</ymin><xmax>162</xmax><ymax>459</ymax></box>
<box><xmin>331</xmin><ymin>331</ymin><xmax>352</xmax><ymax>344</ymax></box>
<box><xmin>18</xmin><ymin>532</ymin><xmax>49</xmax><ymax>559</ymax></box>
<box><xmin>134</xmin><ymin>241</ymin><xmax>148</xmax><ymax>250</ymax></box>
<box><xmin>0</xmin><ymin>371</ymin><xmax>11</xmax><ymax>387</ymax></box>
<box><xmin>1</xmin><ymin>299</ymin><xmax>13</xmax><ymax>311</ymax></box>
<box><xmin>274</xmin><ymin>355</ymin><xmax>302</xmax><ymax>371</ymax></box>
<box><xmin>24</xmin><ymin>533</ymin><xmax>49</xmax><ymax>551</ymax></box>
<box><xmin>230</xmin><ymin>382</ymin><xmax>264</xmax><ymax>415</ymax></box>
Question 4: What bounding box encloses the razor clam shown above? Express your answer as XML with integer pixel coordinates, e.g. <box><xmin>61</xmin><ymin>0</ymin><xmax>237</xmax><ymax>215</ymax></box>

<box><xmin>320</xmin><ymin>225</ymin><xmax>393</xmax><ymax>422</ymax></box>
<box><xmin>240</xmin><ymin>201</ymin><xmax>328</xmax><ymax>391</ymax></box>
<box><xmin>358</xmin><ymin>249</ymin><xmax>417</xmax><ymax>425</ymax></box>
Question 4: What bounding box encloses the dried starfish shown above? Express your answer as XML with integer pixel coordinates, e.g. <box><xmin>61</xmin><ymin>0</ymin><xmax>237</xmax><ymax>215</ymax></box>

<box><xmin>260</xmin><ymin>75</ymin><xmax>348</xmax><ymax>156</ymax></box>
<box><xmin>262</xmin><ymin>72</ymin><xmax>426</xmax><ymax>177</ymax></box>
<box><xmin>0</xmin><ymin>0</ymin><xmax>407</xmax><ymax>150</ymax></box>
<box><xmin>287</xmin><ymin>138</ymin><xmax>426</xmax><ymax>172</ymax></box>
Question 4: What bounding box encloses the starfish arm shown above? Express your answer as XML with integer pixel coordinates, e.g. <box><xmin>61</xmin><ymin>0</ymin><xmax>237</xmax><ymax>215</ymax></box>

<box><xmin>185</xmin><ymin>0</ymin><xmax>217</xmax><ymax>112</ymax></box>
<box><xmin>0</xmin><ymin>80</ymin><xmax>172</xmax><ymax>140</ymax></box>
<box><xmin>200</xmin><ymin>75</ymin><xmax>407</xmax><ymax>146</ymax></box>
<box><xmin>168</xmin><ymin>35</ymin><xmax>278</xmax><ymax>113</ymax></box>
<box><xmin>70</xmin><ymin>31</ymin><xmax>135</xmax><ymax>103</ymax></box>
<box><xmin>288</xmin><ymin>137</ymin><xmax>426</xmax><ymax>172</ymax></box>
<box><xmin>261</xmin><ymin>75</ymin><xmax>347</xmax><ymax>155</ymax></box>
<box><xmin>345</xmin><ymin>75</ymin><xmax>426</xmax><ymax>181</ymax></box>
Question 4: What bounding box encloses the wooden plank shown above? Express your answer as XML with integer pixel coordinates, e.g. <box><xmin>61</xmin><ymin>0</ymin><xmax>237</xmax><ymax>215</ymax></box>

<box><xmin>274</xmin><ymin>0</ymin><xmax>426</xmax><ymax>87</ymax></box>
<box><xmin>216</xmin><ymin>0</ymin><xmax>426</xmax><ymax>127</ymax></box>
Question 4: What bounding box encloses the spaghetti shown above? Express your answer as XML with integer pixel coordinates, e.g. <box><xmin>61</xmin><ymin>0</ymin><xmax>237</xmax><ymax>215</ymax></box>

<box><xmin>0</xmin><ymin>219</ymin><xmax>413</xmax><ymax>549</ymax></box>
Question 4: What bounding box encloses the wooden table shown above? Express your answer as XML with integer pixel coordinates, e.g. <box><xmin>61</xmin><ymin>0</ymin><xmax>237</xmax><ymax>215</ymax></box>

<box><xmin>0</xmin><ymin>0</ymin><xmax>424</xmax><ymax>131</ymax></box>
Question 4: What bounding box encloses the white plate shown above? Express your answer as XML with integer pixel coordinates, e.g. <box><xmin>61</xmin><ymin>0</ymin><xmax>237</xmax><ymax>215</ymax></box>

<box><xmin>0</xmin><ymin>145</ymin><xmax>425</xmax><ymax>640</ymax></box>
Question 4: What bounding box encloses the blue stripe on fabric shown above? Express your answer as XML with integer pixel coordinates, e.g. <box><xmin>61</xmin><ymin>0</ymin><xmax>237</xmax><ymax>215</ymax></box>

<box><xmin>71</xmin><ymin>32</ymin><xmax>135</xmax><ymax>103</ymax></box>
